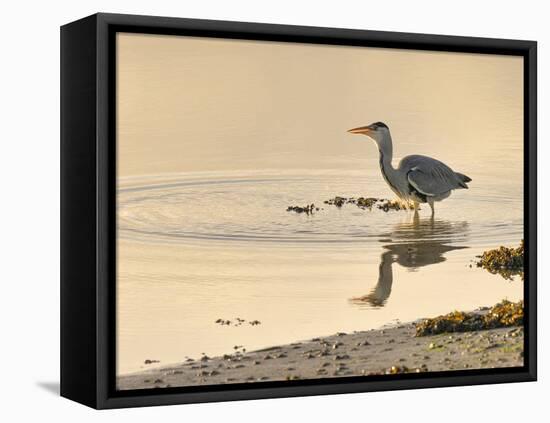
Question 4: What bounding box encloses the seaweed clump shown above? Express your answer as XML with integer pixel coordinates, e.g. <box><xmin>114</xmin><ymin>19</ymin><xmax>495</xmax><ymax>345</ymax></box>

<box><xmin>378</xmin><ymin>199</ymin><xmax>413</xmax><ymax>212</ymax></box>
<box><xmin>286</xmin><ymin>204</ymin><xmax>319</xmax><ymax>214</ymax></box>
<box><xmin>476</xmin><ymin>240</ymin><xmax>524</xmax><ymax>280</ymax></box>
<box><xmin>415</xmin><ymin>300</ymin><xmax>523</xmax><ymax>337</ymax></box>
<box><xmin>362</xmin><ymin>365</ymin><xmax>429</xmax><ymax>376</ymax></box>
<box><xmin>324</xmin><ymin>196</ymin><xmax>359</xmax><ymax>207</ymax></box>
<box><xmin>324</xmin><ymin>196</ymin><xmax>414</xmax><ymax>212</ymax></box>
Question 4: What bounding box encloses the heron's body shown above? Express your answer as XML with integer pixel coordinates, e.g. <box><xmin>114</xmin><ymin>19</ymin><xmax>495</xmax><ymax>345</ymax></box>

<box><xmin>348</xmin><ymin>122</ymin><xmax>471</xmax><ymax>215</ymax></box>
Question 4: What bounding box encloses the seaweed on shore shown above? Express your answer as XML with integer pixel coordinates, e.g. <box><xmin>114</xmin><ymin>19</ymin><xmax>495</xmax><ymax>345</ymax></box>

<box><xmin>324</xmin><ymin>196</ymin><xmax>415</xmax><ymax>211</ymax></box>
<box><xmin>415</xmin><ymin>300</ymin><xmax>523</xmax><ymax>337</ymax></box>
<box><xmin>361</xmin><ymin>364</ymin><xmax>429</xmax><ymax>376</ymax></box>
<box><xmin>475</xmin><ymin>240</ymin><xmax>524</xmax><ymax>281</ymax></box>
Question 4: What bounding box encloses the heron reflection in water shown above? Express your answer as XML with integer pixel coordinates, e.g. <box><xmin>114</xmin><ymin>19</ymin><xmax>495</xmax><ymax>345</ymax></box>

<box><xmin>351</xmin><ymin>214</ymin><xmax>469</xmax><ymax>307</ymax></box>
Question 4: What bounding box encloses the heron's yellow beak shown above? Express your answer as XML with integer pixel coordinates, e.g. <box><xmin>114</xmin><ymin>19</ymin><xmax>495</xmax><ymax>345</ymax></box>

<box><xmin>347</xmin><ymin>126</ymin><xmax>372</xmax><ymax>134</ymax></box>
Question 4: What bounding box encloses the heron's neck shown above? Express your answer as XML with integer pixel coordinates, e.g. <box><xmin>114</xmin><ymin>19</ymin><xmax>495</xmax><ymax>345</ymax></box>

<box><xmin>378</xmin><ymin>135</ymin><xmax>395</xmax><ymax>173</ymax></box>
<box><xmin>378</xmin><ymin>135</ymin><xmax>405</xmax><ymax>195</ymax></box>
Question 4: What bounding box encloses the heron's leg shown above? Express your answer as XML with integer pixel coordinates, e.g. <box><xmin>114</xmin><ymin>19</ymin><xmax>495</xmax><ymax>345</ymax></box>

<box><xmin>412</xmin><ymin>208</ymin><xmax>420</xmax><ymax>223</ymax></box>
<box><xmin>427</xmin><ymin>198</ymin><xmax>435</xmax><ymax>216</ymax></box>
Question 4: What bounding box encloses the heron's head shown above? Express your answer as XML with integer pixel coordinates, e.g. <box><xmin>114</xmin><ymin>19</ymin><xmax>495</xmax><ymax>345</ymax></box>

<box><xmin>347</xmin><ymin>122</ymin><xmax>390</xmax><ymax>147</ymax></box>
<box><xmin>347</xmin><ymin>122</ymin><xmax>393</xmax><ymax>158</ymax></box>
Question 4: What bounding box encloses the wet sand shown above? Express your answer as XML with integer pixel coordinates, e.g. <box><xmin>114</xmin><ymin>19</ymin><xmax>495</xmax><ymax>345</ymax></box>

<box><xmin>117</xmin><ymin>320</ymin><xmax>524</xmax><ymax>390</ymax></box>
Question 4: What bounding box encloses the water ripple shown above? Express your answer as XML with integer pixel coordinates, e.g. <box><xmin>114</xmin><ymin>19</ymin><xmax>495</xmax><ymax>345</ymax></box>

<box><xmin>118</xmin><ymin>172</ymin><xmax>522</xmax><ymax>248</ymax></box>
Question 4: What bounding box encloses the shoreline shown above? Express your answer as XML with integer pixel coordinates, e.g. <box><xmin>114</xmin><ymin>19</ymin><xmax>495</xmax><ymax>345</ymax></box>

<box><xmin>117</xmin><ymin>313</ymin><xmax>524</xmax><ymax>390</ymax></box>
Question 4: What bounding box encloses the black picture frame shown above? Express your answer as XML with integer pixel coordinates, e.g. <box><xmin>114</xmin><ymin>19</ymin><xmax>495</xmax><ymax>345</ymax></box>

<box><xmin>61</xmin><ymin>12</ymin><xmax>537</xmax><ymax>409</ymax></box>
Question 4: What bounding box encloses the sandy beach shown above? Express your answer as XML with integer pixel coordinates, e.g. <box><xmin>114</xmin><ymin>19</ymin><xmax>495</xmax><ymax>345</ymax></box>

<box><xmin>117</xmin><ymin>314</ymin><xmax>523</xmax><ymax>390</ymax></box>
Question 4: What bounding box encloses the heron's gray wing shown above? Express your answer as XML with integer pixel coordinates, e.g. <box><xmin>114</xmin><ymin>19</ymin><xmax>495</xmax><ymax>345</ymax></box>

<box><xmin>400</xmin><ymin>155</ymin><xmax>464</xmax><ymax>196</ymax></box>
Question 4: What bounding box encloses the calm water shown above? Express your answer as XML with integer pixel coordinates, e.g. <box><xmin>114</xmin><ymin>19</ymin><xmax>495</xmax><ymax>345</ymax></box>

<box><xmin>116</xmin><ymin>35</ymin><xmax>523</xmax><ymax>375</ymax></box>
<box><xmin>116</xmin><ymin>150</ymin><xmax>523</xmax><ymax>374</ymax></box>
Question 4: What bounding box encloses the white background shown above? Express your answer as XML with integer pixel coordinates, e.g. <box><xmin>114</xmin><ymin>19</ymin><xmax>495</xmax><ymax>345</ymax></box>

<box><xmin>0</xmin><ymin>0</ymin><xmax>546</xmax><ymax>421</ymax></box>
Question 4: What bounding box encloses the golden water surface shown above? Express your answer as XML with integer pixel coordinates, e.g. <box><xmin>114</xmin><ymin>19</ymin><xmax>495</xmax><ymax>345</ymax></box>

<box><xmin>116</xmin><ymin>33</ymin><xmax>523</xmax><ymax>375</ymax></box>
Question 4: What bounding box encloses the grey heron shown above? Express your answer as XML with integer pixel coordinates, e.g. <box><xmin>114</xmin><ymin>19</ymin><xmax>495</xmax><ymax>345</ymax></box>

<box><xmin>348</xmin><ymin>122</ymin><xmax>472</xmax><ymax>215</ymax></box>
